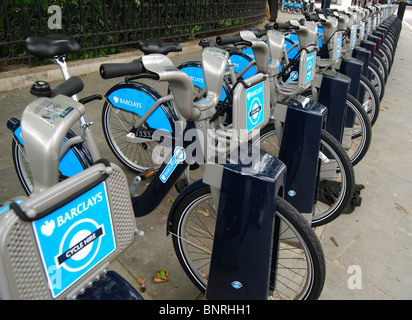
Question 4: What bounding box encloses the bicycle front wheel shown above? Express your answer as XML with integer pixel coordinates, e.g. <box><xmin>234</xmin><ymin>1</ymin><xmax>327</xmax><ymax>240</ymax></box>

<box><xmin>170</xmin><ymin>186</ymin><xmax>326</xmax><ymax>300</ymax></box>
<box><xmin>368</xmin><ymin>62</ymin><xmax>385</xmax><ymax>102</ymax></box>
<box><xmin>259</xmin><ymin>126</ymin><xmax>355</xmax><ymax>227</ymax></box>
<box><xmin>102</xmin><ymin>101</ymin><xmax>169</xmax><ymax>174</ymax></box>
<box><xmin>344</xmin><ymin>94</ymin><xmax>372</xmax><ymax>166</ymax></box>
<box><xmin>359</xmin><ymin>75</ymin><xmax>380</xmax><ymax>126</ymax></box>
<box><xmin>301</xmin><ymin>91</ymin><xmax>372</xmax><ymax>165</ymax></box>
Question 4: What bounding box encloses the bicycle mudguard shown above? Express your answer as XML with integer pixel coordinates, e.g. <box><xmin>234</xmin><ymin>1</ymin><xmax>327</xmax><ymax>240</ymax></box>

<box><xmin>105</xmin><ymin>81</ymin><xmax>177</xmax><ymax>133</ymax></box>
<box><xmin>227</xmin><ymin>51</ymin><xmax>259</xmax><ymax>80</ymax></box>
<box><xmin>177</xmin><ymin>61</ymin><xmax>230</xmax><ymax>101</ymax></box>
<box><xmin>285</xmin><ymin>30</ymin><xmax>322</xmax><ymax>62</ymax></box>
<box><xmin>9</xmin><ymin>120</ymin><xmax>92</xmax><ymax>179</ymax></box>
<box><xmin>285</xmin><ymin>34</ymin><xmax>300</xmax><ymax>58</ymax></box>
<box><xmin>0</xmin><ymin>161</ymin><xmax>140</xmax><ymax>300</ymax></box>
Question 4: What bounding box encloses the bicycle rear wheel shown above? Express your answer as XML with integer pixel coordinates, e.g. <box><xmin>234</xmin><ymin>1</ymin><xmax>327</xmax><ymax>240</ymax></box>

<box><xmin>368</xmin><ymin>62</ymin><xmax>385</xmax><ymax>102</ymax></box>
<box><xmin>359</xmin><ymin>75</ymin><xmax>380</xmax><ymax>126</ymax></box>
<box><xmin>170</xmin><ymin>186</ymin><xmax>325</xmax><ymax>300</ymax></box>
<box><xmin>343</xmin><ymin>94</ymin><xmax>372</xmax><ymax>166</ymax></box>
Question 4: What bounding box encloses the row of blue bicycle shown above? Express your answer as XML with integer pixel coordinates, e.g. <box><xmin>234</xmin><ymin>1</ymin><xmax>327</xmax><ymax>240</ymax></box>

<box><xmin>0</xmin><ymin>3</ymin><xmax>401</xmax><ymax>300</ymax></box>
<box><xmin>280</xmin><ymin>0</ymin><xmax>313</xmax><ymax>14</ymax></box>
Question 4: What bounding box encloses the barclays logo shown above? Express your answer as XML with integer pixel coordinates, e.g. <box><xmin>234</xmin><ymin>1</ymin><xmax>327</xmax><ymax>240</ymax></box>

<box><xmin>113</xmin><ymin>96</ymin><xmax>142</xmax><ymax>108</ymax></box>
<box><xmin>190</xmin><ymin>75</ymin><xmax>204</xmax><ymax>83</ymax></box>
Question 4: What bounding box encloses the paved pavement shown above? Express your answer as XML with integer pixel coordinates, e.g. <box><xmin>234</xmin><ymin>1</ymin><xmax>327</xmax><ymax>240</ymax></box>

<box><xmin>1</xmin><ymin>9</ymin><xmax>411</xmax><ymax>301</ymax></box>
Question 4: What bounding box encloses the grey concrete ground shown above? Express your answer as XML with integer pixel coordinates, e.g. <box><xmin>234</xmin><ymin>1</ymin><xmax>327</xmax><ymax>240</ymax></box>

<box><xmin>1</xmin><ymin>8</ymin><xmax>411</xmax><ymax>301</ymax></box>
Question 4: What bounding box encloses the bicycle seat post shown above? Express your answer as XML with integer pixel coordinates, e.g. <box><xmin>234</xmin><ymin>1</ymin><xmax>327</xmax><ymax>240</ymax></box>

<box><xmin>53</xmin><ymin>55</ymin><xmax>78</xmax><ymax>101</ymax></box>
<box><xmin>51</xmin><ymin>55</ymin><xmax>101</xmax><ymax>161</ymax></box>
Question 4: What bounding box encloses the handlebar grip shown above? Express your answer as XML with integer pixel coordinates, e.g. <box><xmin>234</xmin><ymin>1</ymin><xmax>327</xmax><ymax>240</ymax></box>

<box><xmin>304</xmin><ymin>12</ymin><xmax>326</xmax><ymax>22</ymax></box>
<box><xmin>274</xmin><ymin>21</ymin><xmax>300</xmax><ymax>30</ymax></box>
<box><xmin>216</xmin><ymin>34</ymin><xmax>242</xmax><ymax>46</ymax></box>
<box><xmin>249</xmin><ymin>28</ymin><xmax>267</xmax><ymax>37</ymax></box>
<box><xmin>51</xmin><ymin>76</ymin><xmax>84</xmax><ymax>98</ymax></box>
<box><xmin>99</xmin><ymin>59</ymin><xmax>144</xmax><ymax>79</ymax></box>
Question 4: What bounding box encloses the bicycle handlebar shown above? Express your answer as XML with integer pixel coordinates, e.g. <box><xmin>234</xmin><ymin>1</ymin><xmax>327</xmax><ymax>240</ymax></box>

<box><xmin>99</xmin><ymin>59</ymin><xmax>144</xmax><ymax>79</ymax></box>
<box><xmin>248</xmin><ymin>27</ymin><xmax>267</xmax><ymax>37</ymax></box>
<box><xmin>272</xmin><ymin>21</ymin><xmax>301</xmax><ymax>30</ymax></box>
<box><xmin>304</xmin><ymin>12</ymin><xmax>327</xmax><ymax>23</ymax></box>
<box><xmin>50</xmin><ymin>76</ymin><xmax>84</xmax><ymax>98</ymax></box>
<box><xmin>216</xmin><ymin>34</ymin><xmax>250</xmax><ymax>46</ymax></box>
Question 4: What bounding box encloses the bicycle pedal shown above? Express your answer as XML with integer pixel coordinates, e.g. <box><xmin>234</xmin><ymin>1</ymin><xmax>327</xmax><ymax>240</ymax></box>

<box><xmin>174</xmin><ymin>178</ymin><xmax>189</xmax><ymax>193</ymax></box>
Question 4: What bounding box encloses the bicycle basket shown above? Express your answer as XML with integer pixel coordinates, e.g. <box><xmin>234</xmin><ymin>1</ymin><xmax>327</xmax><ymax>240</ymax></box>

<box><xmin>0</xmin><ymin>161</ymin><xmax>136</xmax><ymax>300</ymax></box>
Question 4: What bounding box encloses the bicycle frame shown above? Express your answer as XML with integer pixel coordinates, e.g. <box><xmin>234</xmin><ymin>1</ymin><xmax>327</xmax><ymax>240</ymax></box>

<box><xmin>7</xmin><ymin>55</ymin><xmax>102</xmax><ymax>194</ymax></box>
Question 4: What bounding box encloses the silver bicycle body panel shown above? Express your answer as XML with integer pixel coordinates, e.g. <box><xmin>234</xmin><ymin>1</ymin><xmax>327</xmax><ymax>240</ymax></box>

<box><xmin>142</xmin><ymin>53</ymin><xmax>200</xmax><ymax>122</ymax></box>
<box><xmin>20</xmin><ymin>95</ymin><xmax>85</xmax><ymax>194</ymax></box>
<box><xmin>239</xmin><ymin>30</ymin><xmax>270</xmax><ymax>74</ymax></box>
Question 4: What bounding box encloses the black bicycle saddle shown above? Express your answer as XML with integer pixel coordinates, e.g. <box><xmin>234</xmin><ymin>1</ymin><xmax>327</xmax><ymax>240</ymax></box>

<box><xmin>138</xmin><ymin>39</ymin><xmax>182</xmax><ymax>55</ymax></box>
<box><xmin>25</xmin><ymin>33</ymin><xmax>80</xmax><ymax>59</ymax></box>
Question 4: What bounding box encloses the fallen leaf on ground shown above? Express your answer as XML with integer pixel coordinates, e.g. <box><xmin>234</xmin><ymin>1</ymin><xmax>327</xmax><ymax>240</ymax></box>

<box><xmin>330</xmin><ymin>236</ymin><xmax>339</xmax><ymax>247</ymax></box>
<box><xmin>137</xmin><ymin>277</ymin><xmax>146</xmax><ymax>285</ymax></box>
<box><xmin>154</xmin><ymin>268</ymin><xmax>169</xmax><ymax>283</ymax></box>
<box><xmin>197</xmin><ymin>209</ymin><xmax>210</xmax><ymax>217</ymax></box>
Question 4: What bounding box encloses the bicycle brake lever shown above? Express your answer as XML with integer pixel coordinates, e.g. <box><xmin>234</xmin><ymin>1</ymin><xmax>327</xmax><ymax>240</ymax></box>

<box><xmin>78</xmin><ymin>94</ymin><xmax>103</xmax><ymax>104</ymax></box>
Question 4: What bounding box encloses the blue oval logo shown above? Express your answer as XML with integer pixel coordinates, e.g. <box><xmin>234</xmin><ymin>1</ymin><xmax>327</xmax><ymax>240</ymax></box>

<box><xmin>231</xmin><ymin>281</ymin><xmax>243</xmax><ymax>289</ymax></box>
<box><xmin>288</xmin><ymin>190</ymin><xmax>296</xmax><ymax>197</ymax></box>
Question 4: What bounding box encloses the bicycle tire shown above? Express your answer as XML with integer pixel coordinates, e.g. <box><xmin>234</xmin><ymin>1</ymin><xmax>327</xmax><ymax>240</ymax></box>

<box><xmin>368</xmin><ymin>61</ymin><xmax>385</xmax><ymax>102</ymax></box>
<box><xmin>258</xmin><ymin>125</ymin><xmax>355</xmax><ymax>227</ymax></box>
<box><xmin>359</xmin><ymin>75</ymin><xmax>380</xmax><ymax>126</ymax></box>
<box><xmin>378</xmin><ymin>46</ymin><xmax>392</xmax><ymax>74</ymax></box>
<box><xmin>373</xmin><ymin>53</ymin><xmax>388</xmax><ymax>84</ymax></box>
<box><xmin>170</xmin><ymin>186</ymin><xmax>326</xmax><ymax>300</ymax></box>
<box><xmin>344</xmin><ymin>93</ymin><xmax>372</xmax><ymax>166</ymax></box>
<box><xmin>380</xmin><ymin>41</ymin><xmax>394</xmax><ymax>67</ymax></box>
<box><xmin>12</xmin><ymin>138</ymin><xmax>33</xmax><ymax>195</ymax></box>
